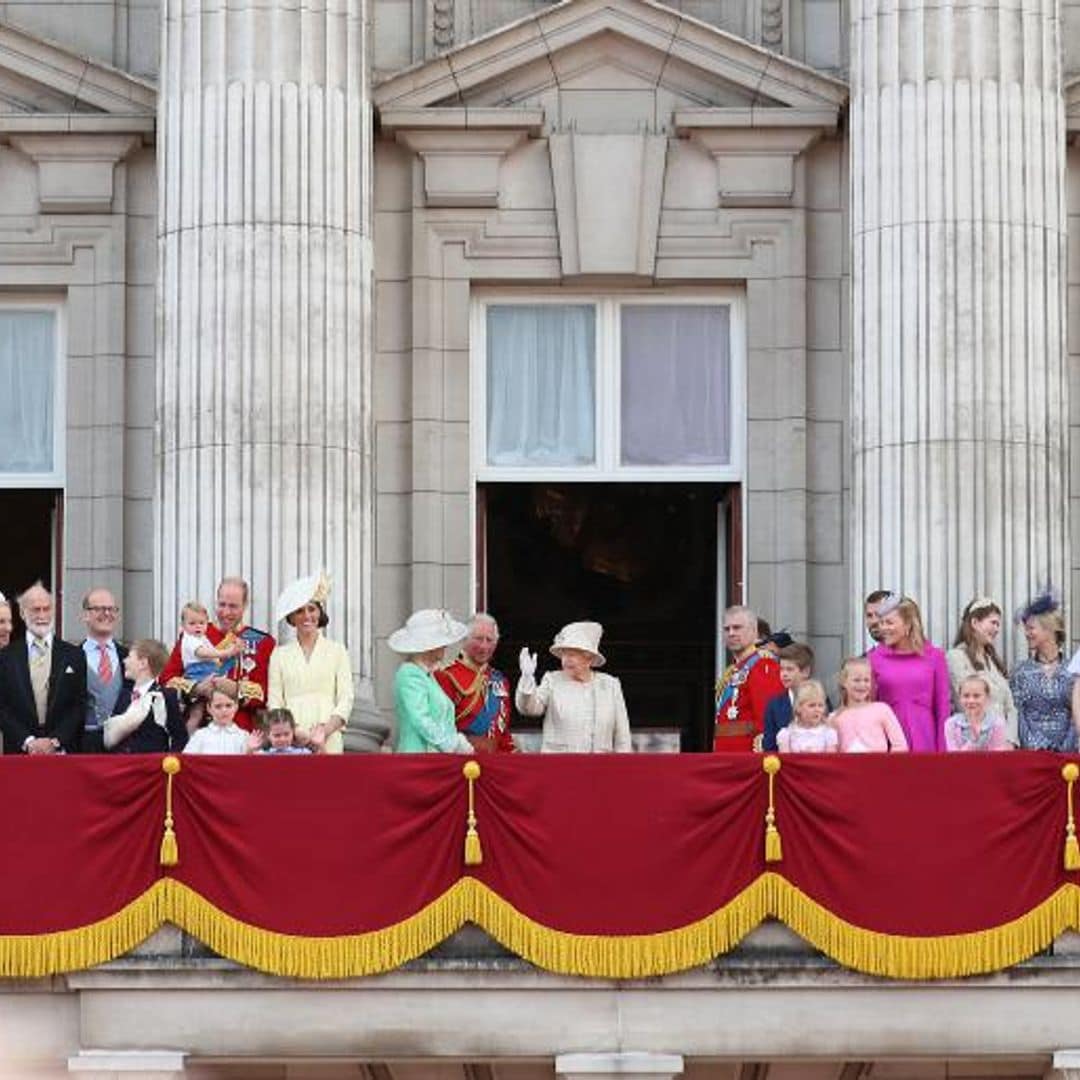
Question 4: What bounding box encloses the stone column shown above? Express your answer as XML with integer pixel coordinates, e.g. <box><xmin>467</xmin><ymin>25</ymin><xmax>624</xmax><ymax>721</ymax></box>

<box><xmin>555</xmin><ymin>1053</ymin><xmax>684</xmax><ymax>1080</ymax></box>
<box><xmin>156</xmin><ymin>0</ymin><xmax>385</xmax><ymax>744</ymax></box>
<box><xmin>850</xmin><ymin>0</ymin><xmax>1069</xmax><ymax>649</ymax></box>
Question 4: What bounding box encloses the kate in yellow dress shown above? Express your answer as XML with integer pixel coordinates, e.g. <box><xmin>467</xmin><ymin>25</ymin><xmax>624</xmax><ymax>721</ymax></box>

<box><xmin>267</xmin><ymin>573</ymin><xmax>353</xmax><ymax>754</ymax></box>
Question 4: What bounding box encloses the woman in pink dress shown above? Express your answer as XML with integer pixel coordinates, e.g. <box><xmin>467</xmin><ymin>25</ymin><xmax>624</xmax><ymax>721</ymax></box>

<box><xmin>830</xmin><ymin>656</ymin><xmax>908</xmax><ymax>752</ymax></box>
<box><xmin>867</xmin><ymin>595</ymin><xmax>951</xmax><ymax>752</ymax></box>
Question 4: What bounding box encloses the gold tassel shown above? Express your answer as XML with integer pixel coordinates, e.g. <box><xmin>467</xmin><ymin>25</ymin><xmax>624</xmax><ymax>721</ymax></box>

<box><xmin>1063</xmin><ymin>763</ymin><xmax>1080</xmax><ymax>871</ymax></box>
<box><xmin>160</xmin><ymin>755</ymin><xmax>181</xmax><ymax>867</ymax></box>
<box><xmin>763</xmin><ymin>755</ymin><xmax>782</xmax><ymax>863</ymax></box>
<box><xmin>463</xmin><ymin>760</ymin><xmax>482</xmax><ymax>866</ymax></box>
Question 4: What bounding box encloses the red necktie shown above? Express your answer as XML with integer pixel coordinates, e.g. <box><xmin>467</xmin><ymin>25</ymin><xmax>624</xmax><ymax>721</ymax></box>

<box><xmin>98</xmin><ymin>643</ymin><xmax>112</xmax><ymax>683</ymax></box>
<box><xmin>132</xmin><ymin>687</ymin><xmax>142</xmax><ymax>702</ymax></box>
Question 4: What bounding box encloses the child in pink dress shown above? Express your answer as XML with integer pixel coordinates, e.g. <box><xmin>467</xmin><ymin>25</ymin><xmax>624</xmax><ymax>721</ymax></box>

<box><xmin>831</xmin><ymin>656</ymin><xmax>909</xmax><ymax>753</ymax></box>
<box><xmin>777</xmin><ymin>680</ymin><xmax>838</xmax><ymax>753</ymax></box>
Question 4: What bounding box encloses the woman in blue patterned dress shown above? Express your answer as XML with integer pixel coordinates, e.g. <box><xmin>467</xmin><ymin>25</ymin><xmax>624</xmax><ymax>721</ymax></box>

<box><xmin>1009</xmin><ymin>594</ymin><xmax>1080</xmax><ymax>752</ymax></box>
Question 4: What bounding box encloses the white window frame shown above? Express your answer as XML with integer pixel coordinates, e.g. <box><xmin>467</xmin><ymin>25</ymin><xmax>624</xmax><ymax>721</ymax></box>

<box><xmin>0</xmin><ymin>297</ymin><xmax>66</xmax><ymax>489</ymax></box>
<box><xmin>471</xmin><ymin>288</ymin><xmax>746</xmax><ymax>483</ymax></box>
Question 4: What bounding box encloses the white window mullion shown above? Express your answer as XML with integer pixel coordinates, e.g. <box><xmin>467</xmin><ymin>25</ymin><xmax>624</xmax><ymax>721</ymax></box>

<box><xmin>596</xmin><ymin>298</ymin><xmax>615</xmax><ymax>473</ymax></box>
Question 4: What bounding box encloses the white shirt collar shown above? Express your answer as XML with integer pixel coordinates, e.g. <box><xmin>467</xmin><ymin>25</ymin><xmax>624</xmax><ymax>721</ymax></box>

<box><xmin>27</xmin><ymin>631</ymin><xmax>54</xmax><ymax>654</ymax></box>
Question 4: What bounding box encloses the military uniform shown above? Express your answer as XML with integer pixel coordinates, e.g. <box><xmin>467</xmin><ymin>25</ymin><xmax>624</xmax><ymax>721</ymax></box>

<box><xmin>435</xmin><ymin>656</ymin><xmax>515</xmax><ymax>753</ymax></box>
<box><xmin>160</xmin><ymin>623</ymin><xmax>275</xmax><ymax>732</ymax></box>
<box><xmin>713</xmin><ymin>648</ymin><xmax>784</xmax><ymax>752</ymax></box>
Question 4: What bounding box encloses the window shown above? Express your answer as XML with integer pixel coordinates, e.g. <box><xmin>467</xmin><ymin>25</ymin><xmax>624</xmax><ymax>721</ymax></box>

<box><xmin>0</xmin><ymin>304</ymin><xmax>63</xmax><ymax>486</ymax></box>
<box><xmin>473</xmin><ymin>293</ymin><xmax>744</xmax><ymax>481</ymax></box>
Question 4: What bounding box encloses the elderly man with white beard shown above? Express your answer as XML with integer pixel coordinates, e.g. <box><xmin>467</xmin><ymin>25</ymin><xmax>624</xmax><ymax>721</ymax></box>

<box><xmin>0</xmin><ymin>581</ymin><xmax>87</xmax><ymax>754</ymax></box>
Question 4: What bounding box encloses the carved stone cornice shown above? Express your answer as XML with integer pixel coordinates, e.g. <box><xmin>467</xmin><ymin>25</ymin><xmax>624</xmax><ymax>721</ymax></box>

<box><xmin>675</xmin><ymin>109</ymin><xmax>836</xmax><ymax>208</ymax></box>
<box><xmin>391</xmin><ymin>112</ymin><xmax>543</xmax><ymax>207</ymax></box>
<box><xmin>8</xmin><ymin>133</ymin><xmax>141</xmax><ymax>213</ymax></box>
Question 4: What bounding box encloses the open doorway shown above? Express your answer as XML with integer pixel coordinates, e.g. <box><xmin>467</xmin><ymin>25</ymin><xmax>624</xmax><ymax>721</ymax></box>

<box><xmin>0</xmin><ymin>489</ymin><xmax>62</xmax><ymax>638</ymax></box>
<box><xmin>478</xmin><ymin>482</ymin><xmax>740</xmax><ymax>751</ymax></box>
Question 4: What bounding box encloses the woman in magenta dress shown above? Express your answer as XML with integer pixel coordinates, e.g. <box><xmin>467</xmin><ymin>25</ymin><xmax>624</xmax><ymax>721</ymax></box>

<box><xmin>867</xmin><ymin>595</ymin><xmax>951</xmax><ymax>751</ymax></box>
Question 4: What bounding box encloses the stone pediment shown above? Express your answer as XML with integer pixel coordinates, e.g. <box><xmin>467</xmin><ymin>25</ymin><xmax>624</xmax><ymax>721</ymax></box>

<box><xmin>374</xmin><ymin>0</ymin><xmax>847</xmax><ymax>126</ymax></box>
<box><xmin>0</xmin><ymin>18</ymin><xmax>155</xmax><ymax>123</ymax></box>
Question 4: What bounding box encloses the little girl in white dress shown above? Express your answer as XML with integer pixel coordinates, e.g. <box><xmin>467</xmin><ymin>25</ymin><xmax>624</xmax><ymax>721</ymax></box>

<box><xmin>777</xmin><ymin>680</ymin><xmax>838</xmax><ymax>753</ymax></box>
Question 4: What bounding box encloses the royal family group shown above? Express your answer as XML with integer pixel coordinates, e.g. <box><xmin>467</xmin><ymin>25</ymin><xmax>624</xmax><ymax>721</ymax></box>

<box><xmin>0</xmin><ymin>574</ymin><xmax>1069</xmax><ymax>755</ymax></box>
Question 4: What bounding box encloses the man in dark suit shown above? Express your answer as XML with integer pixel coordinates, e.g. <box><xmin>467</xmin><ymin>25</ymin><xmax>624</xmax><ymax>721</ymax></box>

<box><xmin>104</xmin><ymin>639</ymin><xmax>187</xmax><ymax>754</ymax></box>
<box><xmin>0</xmin><ymin>581</ymin><xmax>87</xmax><ymax>754</ymax></box>
<box><xmin>80</xmin><ymin>586</ymin><xmax>129</xmax><ymax>752</ymax></box>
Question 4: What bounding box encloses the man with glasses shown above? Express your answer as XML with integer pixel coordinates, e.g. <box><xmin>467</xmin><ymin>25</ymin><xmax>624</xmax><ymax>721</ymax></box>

<box><xmin>0</xmin><ymin>581</ymin><xmax>87</xmax><ymax>754</ymax></box>
<box><xmin>80</xmin><ymin>587</ymin><xmax>128</xmax><ymax>752</ymax></box>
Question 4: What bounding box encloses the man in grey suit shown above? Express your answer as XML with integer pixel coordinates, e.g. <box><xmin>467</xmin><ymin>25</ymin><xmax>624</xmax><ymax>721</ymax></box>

<box><xmin>80</xmin><ymin>587</ymin><xmax>128</xmax><ymax>753</ymax></box>
<box><xmin>0</xmin><ymin>582</ymin><xmax>87</xmax><ymax>754</ymax></box>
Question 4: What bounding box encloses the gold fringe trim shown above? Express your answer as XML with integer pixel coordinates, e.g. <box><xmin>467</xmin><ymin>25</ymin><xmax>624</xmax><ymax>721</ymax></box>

<box><xmin>766</xmin><ymin>874</ymin><xmax>1080</xmax><ymax>980</ymax></box>
<box><xmin>466</xmin><ymin>876</ymin><xmax>771</xmax><ymax>979</ymax></box>
<box><xmin>163</xmin><ymin>879</ymin><xmax>472</xmax><ymax>979</ymax></box>
<box><xmin>0</xmin><ymin>881</ymin><xmax>170</xmax><ymax>978</ymax></box>
<box><xmin>2</xmin><ymin>875</ymin><xmax>1080</xmax><ymax>981</ymax></box>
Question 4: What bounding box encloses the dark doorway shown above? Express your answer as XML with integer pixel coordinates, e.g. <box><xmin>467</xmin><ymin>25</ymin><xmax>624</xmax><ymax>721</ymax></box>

<box><xmin>480</xmin><ymin>482</ymin><xmax>736</xmax><ymax>751</ymax></box>
<box><xmin>0</xmin><ymin>489</ymin><xmax>62</xmax><ymax>638</ymax></box>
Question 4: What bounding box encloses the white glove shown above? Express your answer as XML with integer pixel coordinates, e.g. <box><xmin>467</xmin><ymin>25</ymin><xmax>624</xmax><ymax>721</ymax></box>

<box><xmin>518</xmin><ymin>647</ymin><xmax>538</xmax><ymax>693</ymax></box>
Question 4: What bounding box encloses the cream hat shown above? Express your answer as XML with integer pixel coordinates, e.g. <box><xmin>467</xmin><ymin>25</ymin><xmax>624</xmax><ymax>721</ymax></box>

<box><xmin>549</xmin><ymin>621</ymin><xmax>606</xmax><ymax>668</ymax></box>
<box><xmin>388</xmin><ymin>609</ymin><xmax>468</xmax><ymax>655</ymax></box>
<box><xmin>274</xmin><ymin>571</ymin><xmax>331</xmax><ymax>625</ymax></box>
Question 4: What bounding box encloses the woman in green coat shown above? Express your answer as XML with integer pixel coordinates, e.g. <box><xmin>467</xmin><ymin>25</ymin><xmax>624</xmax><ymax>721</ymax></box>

<box><xmin>390</xmin><ymin>609</ymin><xmax>474</xmax><ymax>753</ymax></box>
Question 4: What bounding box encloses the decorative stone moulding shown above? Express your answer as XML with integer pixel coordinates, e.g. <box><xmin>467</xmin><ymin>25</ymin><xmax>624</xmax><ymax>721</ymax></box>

<box><xmin>8</xmin><ymin>133</ymin><xmax>142</xmax><ymax>213</ymax></box>
<box><xmin>386</xmin><ymin>108</ymin><xmax>543</xmax><ymax>207</ymax></box>
<box><xmin>675</xmin><ymin>109</ymin><xmax>838</xmax><ymax>208</ymax></box>
<box><xmin>549</xmin><ymin>131</ymin><xmax>667</xmax><ymax>276</ymax></box>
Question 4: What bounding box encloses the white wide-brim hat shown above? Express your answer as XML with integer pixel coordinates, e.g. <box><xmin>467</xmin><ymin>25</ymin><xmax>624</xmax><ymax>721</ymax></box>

<box><xmin>549</xmin><ymin>620</ymin><xmax>606</xmax><ymax>667</ymax></box>
<box><xmin>388</xmin><ymin>609</ymin><xmax>468</xmax><ymax>655</ymax></box>
<box><xmin>275</xmin><ymin>571</ymin><xmax>331</xmax><ymax>625</ymax></box>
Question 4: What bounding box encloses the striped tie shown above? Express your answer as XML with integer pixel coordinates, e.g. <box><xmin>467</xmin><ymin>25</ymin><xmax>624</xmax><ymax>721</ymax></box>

<box><xmin>98</xmin><ymin>642</ymin><xmax>112</xmax><ymax>683</ymax></box>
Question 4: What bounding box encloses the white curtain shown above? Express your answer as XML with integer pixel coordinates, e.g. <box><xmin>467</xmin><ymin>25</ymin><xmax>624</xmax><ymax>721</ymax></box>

<box><xmin>0</xmin><ymin>312</ymin><xmax>55</xmax><ymax>473</ymax></box>
<box><xmin>486</xmin><ymin>305</ymin><xmax>596</xmax><ymax>466</ymax></box>
<box><xmin>620</xmin><ymin>305</ymin><xmax>730</xmax><ymax>466</ymax></box>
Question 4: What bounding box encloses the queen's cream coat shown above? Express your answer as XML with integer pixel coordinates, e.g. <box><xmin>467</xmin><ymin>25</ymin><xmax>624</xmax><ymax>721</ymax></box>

<box><xmin>515</xmin><ymin>670</ymin><xmax>632</xmax><ymax>753</ymax></box>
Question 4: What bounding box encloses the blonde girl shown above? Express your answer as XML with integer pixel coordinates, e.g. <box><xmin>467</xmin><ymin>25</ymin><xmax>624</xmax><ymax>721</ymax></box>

<box><xmin>777</xmin><ymin>680</ymin><xmax>837</xmax><ymax>753</ymax></box>
<box><xmin>830</xmin><ymin>657</ymin><xmax>908</xmax><ymax>753</ymax></box>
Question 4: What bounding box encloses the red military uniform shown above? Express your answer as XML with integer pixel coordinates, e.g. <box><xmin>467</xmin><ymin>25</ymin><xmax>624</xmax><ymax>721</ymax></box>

<box><xmin>713</xmin><ymin>647</ymin><xmax>784</xmax><ymax>752</ymax></box>
<box><xmin>434</xmin><ymin>657</ymin><xmax>515</xmax><ymax>753</ymax></box>
<box><xmin>160</xmin><ymin>623</ymin><xmax>275</xmax><ymax>732</ymax></box>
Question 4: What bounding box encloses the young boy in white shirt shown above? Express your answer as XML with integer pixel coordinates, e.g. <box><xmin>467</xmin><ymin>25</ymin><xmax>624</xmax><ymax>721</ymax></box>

<box><xmin>183</xmin><ymin>683</ymin><xmax>249</xmax><ymax>754</ymax></box>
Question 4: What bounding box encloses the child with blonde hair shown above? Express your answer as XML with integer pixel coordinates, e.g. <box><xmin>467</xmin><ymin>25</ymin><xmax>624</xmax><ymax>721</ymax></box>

<box><xmin>831</xmin><ymin>656</ymin><xmax>909</xmax><ymax>753</ymax></box>
<box><xmin>944</xmin><ymin>673</ymin><xmax>1011</xmax><ymax>752</ymax></box>
<box><xmin>171</xmin><ymin>601</ymin><xmax>245</xmax><ymax>731</ymax></box>
<box><xmin>776</xmin><ymin>680</ymin><xmax>838</xmax><ymax>753</ymax></box>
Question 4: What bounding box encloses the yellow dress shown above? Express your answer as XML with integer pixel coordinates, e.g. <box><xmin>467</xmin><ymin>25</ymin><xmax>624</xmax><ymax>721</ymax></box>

<box><xmin>267</xmin><ymin>635</ymin><xmax>354</xmax><ymax>754</ymax></box>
